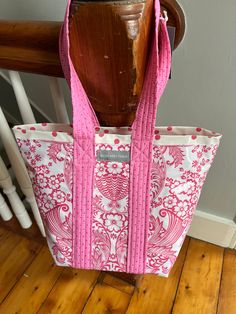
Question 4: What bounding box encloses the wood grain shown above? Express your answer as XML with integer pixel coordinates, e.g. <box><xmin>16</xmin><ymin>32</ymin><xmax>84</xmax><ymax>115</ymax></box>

<box><xmin>0</xmin><ymin>227</ymin><xmax>21</xmax><ymax>264</ymax></box>
<box><xmin>172</xmin><ymin>238</ymin><xmax>224</xmax><ymax>314</ymax></box>
<box><xmin>217</xmin><ymin>249</ymin><xmax>236</xmax><ymax>314</ymax></box>
<box><xmin>0</xmin><ymin>247</ymin><xmax>62</xmax><ymax>314</ymax></box>
<box><xmin>70</xmin><ymin>0</ymin><xmax>153</xmax><ymax>126</ymax></box>
<box><xmin>82</xmin><ymin>282</ymin><xmax>132</xmax><ymax>314</ymax></box>
<box><xmin>0</xmin><ymin>21</ymin><xmax>62</xmax><ymax>77</ymax></box>
<box><xmin>109</xmin><ymin>272</ymin><xmax>137</xmax><ymax>286</ymax></box>
<box><xmin>0</xmin><ymin>1</ymin><xmax>185</xmax><ymax>78</ymax></box>
<box><xmin>0</xmin><ymin>237</ymin><xmax>41</xmax><ymax>304</ymax></box>
<box><xmin>0</xmin><ymin>214</ymin><xmax>45</xmax><ymax>245</ymax></box>
<box><xmin>102</xmin><ymin>273</ymin><xmax>135</xmax><ymax>295</ymax></box>
<box><xmin>0</xmin><ymin>229</ymin><xmax>231</xmax><ymax>313</ymax></box>
<box><xmin>126</xmin><ymin>237</ymin><xmax>190</xmax><ymax>314</ymax></box>
<box><xmin>38</xmin><ymin>269</ymin><xmax>100</xmax><ymax>314</ymax></box>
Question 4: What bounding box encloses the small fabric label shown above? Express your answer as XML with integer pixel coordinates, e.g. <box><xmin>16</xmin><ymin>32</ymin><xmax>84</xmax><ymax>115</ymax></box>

<box><xmin>97</xmin><ymin>150</ymin><xmax>130</xmax><ymax>162</ymax></box>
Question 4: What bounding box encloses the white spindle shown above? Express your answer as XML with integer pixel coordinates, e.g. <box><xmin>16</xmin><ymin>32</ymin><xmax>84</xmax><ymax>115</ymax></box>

<box><xmin>0</xmin><ymin>107</ymin><xmax>32</xmax><ymax>195</ymax></box>
<box><xmin>0</xmin><ymin>108</ymin><xmax>45</xmax><ymax>235</ymax></box>
<box><xmin>3</xmin><ymin>186</ymin><xmax>32</xmax><ymax>228</ymax></box>
<box><xmin>49</xmin><ymin>77</ymin><xmax>70</xmax><ymax>123</ymax></box>
<box><xmin>0</xmin><ymin>192</ymin><xmax>13</xmax><ymax>221</ymax></box>
<box><xmin>8</xmin><ymin>71</ymin><xmax>36</xmax><ymax>124</ymax></box>
<box><xmin>0</xmin><ymin>154</ymin><xmax>31</xmax><ymax>228</ymax></box>
<box><xmin>0</xmin><ymin>155</ymin><xmax>12</xmax><ymax>189</ymax></box>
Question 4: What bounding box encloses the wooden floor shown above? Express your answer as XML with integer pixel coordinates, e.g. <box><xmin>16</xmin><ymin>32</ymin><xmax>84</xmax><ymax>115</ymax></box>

<box><xmin>0</xmin><ymin>227</ymin><xmax>235</xmax><ymax>314</ymax></box>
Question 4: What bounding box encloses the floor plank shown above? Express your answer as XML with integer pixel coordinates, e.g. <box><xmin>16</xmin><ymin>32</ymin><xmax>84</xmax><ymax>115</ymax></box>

<box><xmin>0</xmin><ymin>214</ymin><xmax>45</xmax><ymax>245</ymax></box>
<box><xmin>0</xmin><ymin>227</ymin><xmax>230</xmax><ymax>314</ymax></box>
<box><xmin>38</xmin><ymin>269</ymin><xmax>100</xmax><ymax>314</ymax></box>
<box><xmin>0</xmin><ymin>227</ymin><xmax>21</xmax><ymax>264</ymax></box>
<box><xmin>110</xmin><ymin>272</ymin><xmax>137</xmax><ymax>286</ymax></box>
<box><xmin>217</xmin><ymin>249</ymin><xmax>236</xmax><ymax>314</ymax></box>
<box><xmin>0</xmin><ymin>236</ymin><xmax>41</xmax><ymax>304</ymax></box>
<box><xmin>82</xmin><ymin>282</ymin><xmax>131</xmax><ymax>314</ymax></box>
<box><xmin>126</xmin><ymin>237</ymin><xmax>190</xmax><ymax>314</ymax></box>
<box><xmin>0</xmin><ymin>246</ymin><xmax>62</xmax><ymax>314</ymax></box>
<box><xmin>172</xmin><ymin>238</ymin><xmax>224</xmax><ymax>314</ymax></box>
<box><xmin>102</xmin><ymin>274</ymin><xmax>135</xmax><ymax>295</ymax></box>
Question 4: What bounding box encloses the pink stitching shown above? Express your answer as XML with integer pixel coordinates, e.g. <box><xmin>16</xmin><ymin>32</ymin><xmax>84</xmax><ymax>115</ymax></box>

<box><xmin>59</xmin><ymin>0</ymin><xmax>171</xmax><ymax>272</ymax></box>
<box><xmin>127</xmin><ymin>9</ymin><xmax>171</xmax><ymax>273</ymax></box>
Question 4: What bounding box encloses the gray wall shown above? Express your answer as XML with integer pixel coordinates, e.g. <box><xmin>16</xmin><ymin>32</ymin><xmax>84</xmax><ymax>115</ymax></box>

<box><xmin>158</xmin><ymin>0</ymin><xmax>236</xmax><ymax>220</ymax></box>
<box><xmin>0</xmin><ymin>0</ymin><xmax>67</xmax><ymax>21</ymax></box>
<box><xmin>1</xmin><ymin>0</ymin><xmax>235</xmax><ymax>219</ymax></box>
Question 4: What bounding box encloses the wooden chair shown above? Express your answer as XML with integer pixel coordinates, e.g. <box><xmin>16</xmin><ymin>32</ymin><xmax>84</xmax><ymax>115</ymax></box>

<box><xmin>0</xmin><ymin>0</ymin><xmax>185</xmax><ymax>285</ymax></box>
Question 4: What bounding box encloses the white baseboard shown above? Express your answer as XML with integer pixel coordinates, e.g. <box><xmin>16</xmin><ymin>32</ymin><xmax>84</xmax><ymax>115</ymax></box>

<box><xmin>188</xmin><ymin>210</ymin><xmax>236</xmax><ymax>249</ymax></box>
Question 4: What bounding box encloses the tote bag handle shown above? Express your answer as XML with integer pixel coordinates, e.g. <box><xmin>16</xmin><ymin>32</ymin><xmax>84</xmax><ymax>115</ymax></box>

<box><xmin>132</xmin><ymin>15</ymin><xmax>171</xmax><ymax>139</ymax></box>
<box><xmin>59</xmin><ymin>0</ymin><xmax>99</xmax><ymax>140</ymax></box>
<box><xmin>127</xmin><ymin>14</ymin><xmax>171</xmax><ymax>273</ymax></box>
<box><xmin>59</xmin><ymin>0</ymin><xmax>171</xmax><ymax>271</ymax></box>
<box><xmin>59</xmin><ymin>0</ymin><xmax>170</xmax><ymax>137</ymax></box>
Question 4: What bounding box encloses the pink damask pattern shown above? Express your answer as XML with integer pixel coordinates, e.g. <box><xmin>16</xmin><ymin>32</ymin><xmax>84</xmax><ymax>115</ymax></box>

<box><xmin>15</xmin><ymin>132</ymin><xmax>219</xmax><ymax>276</ymax></box>
<box><xmin>146</xmin><ymin>144</ymin><xmax>218</xmax><ymax>275</ymax></box>
<box><xmin>91</xmin><ymin>143</ymin><xmax>130</xmax><ymax>272</ymax></box>
<box><xmin>16</xmin><ymin>138</ymin><xmax>73</xmax><ymax>266</ymax></box>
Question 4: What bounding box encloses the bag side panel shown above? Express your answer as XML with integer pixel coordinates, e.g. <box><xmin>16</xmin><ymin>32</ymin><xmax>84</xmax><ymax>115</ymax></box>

<box><xmin>15</xmin><ymin>136</ymin><xmax>73</xmax><ymax>266</ymax></box>
<box><xmin>146</xmin><ymin>143</ymin><xmax>219</xmax><ymax>276</ymax></box>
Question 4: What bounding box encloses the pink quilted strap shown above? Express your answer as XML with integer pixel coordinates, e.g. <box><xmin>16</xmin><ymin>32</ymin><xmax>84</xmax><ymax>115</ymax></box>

<box><xmin>59</xmin><ymin>1</ymin><xmax>99</xmax><ymax>133</ymax></box>
<box><xmin>132</xmin><ymin>13</ymin><xmax>171</xmax><ymax>137</ymax></box>
<box><xmin>127</xmin><ymin>10</ymin><xmax>171</xmax><ymax>272</ymax></box>
<box><xmin>59</xmin><ymin>0</ymin><xmax>171</xmax><ymax>272</ymax></box>
<box><xmin>59</xmin><ymin>0</ymin><xmax>99</xmax><ymax>269</ymax></box>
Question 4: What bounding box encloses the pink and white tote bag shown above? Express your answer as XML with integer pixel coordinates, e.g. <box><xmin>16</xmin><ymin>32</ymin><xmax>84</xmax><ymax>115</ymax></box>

<box><xmin>13</xmin><ymin>0</ymin><xmax>221</xmax><ymax>276</ymax></box>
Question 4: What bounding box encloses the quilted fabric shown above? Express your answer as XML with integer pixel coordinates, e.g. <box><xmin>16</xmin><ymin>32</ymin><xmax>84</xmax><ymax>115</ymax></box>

<box><xmin>12</xmin><ymin>0</ymin><xmax>222</xmax><ymax>276</ymax></box>
<box><xmin>58</xmin><ymin>0</ymin><xmax>172</xmax><ymax>273</ymax></box>
<box><xmin>13</xmin><ymin>125</ymin><xmax>221</xmax><ymax>276</ymax></box>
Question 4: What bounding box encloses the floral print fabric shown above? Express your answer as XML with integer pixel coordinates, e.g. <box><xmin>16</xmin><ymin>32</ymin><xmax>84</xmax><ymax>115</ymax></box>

<box><xmin>13</xmin><ymin>124</ymin><xmax>221</xmax><ymax>276</ymax></box>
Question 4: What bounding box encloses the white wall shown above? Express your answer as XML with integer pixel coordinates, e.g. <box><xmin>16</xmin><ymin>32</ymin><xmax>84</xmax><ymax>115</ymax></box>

<box><xmin>0</xmin><ymin>0</ymin><xmax>235</xmax><ymax>219</ymax></box>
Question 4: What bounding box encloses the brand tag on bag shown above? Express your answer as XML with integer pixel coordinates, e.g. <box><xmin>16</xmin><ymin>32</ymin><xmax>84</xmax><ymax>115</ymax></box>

<box><xmin>97</xmin><ymin>150</ymin><xmax>130</xmax><ymax>162</ymax></box>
